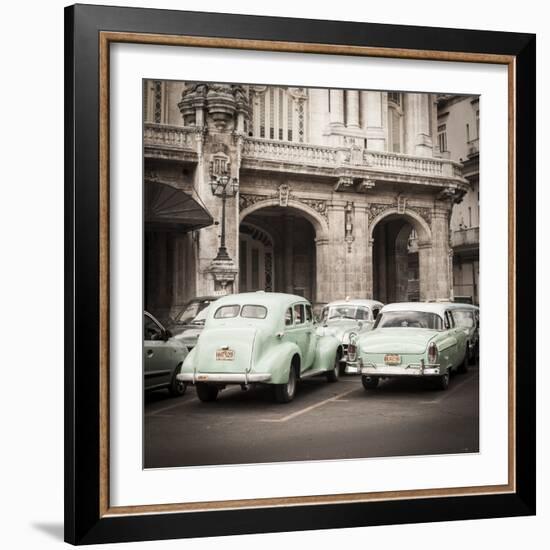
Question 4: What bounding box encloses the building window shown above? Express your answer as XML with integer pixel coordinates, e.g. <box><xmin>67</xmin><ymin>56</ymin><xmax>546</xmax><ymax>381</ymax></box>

<box><xmin>388</xmin><ymin>106</ymin><xmax>402</xmax><ymax>153</ymax></box>
<box><xmin>438</xmin><ymin>124</ymin><xmax>447</xmax><ymax>152</ymax></box>
<box><xmin>475</xmin><ymin>109</ymin><xmax>480</xmax><ymax>139</ymax></box>
<box><xmin>252</xmin><ymin>87</ymin><xmax>307</xmax><ymax>143</ymax></box>
<box><xmin>153</xmin><ymin>80</ymin><xmax>163</xmax><ymax>123</ymax></box>
<box><xmin>388</xmin><ymin>92</ymin><xmax>402</xmax><ymax>106</ymax></box>
<box><xmin>468</xmin><ymin>207</ymin><xmax>472</xmax><ymax>228</ymax></box>
<box><xmin>466</xmin><ymin>123</ymin><xmax>470</xmax><ymax>142</ymax></box>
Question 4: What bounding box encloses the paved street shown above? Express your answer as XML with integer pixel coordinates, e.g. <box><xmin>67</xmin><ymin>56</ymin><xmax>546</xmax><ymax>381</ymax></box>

<box><xmin>144</xmin><ymin>365</ymin><xmax>479</xmax><ymax>468</ymax></box>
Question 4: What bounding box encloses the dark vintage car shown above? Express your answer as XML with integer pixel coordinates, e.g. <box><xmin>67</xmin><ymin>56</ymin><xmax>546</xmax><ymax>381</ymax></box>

<box><xmin>166</xmin><ymin>296</ymin><xmax>218</xmax><ymax>336</ymax></box>
<box><xmin>172</xmin><ymin>304</ymin><xmax>211</xmax><ymax>351</ymax></box>
<box><xmin>144</xmin><ymin>311</ymin><xmax>189</xmax><ymax>396</ymax></box>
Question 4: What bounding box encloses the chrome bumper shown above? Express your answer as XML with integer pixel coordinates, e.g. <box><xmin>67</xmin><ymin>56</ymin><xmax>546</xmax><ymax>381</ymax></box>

<box><xmin>177</xmin><ymin>371</ymin><xmax>272</xmax><ymax>384</ymax></box>
<box><xmin>345</xmin><ymin>361</ymin><xmax>441</xmax><ymax>376</ymax></box>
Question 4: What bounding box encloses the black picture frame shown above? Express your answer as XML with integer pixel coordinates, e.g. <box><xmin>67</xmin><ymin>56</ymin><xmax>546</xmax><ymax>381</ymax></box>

<box><xmin>65</xmin><ymin>3</ymin><xmax>536</xmax><ymax>545</ymax></box>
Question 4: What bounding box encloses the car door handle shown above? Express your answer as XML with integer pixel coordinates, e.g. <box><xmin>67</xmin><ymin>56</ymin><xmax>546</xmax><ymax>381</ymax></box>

<box><xmin>147</xmin><ymin>349</ymin><xmax>154</xmax><ymax>357</ymax></box>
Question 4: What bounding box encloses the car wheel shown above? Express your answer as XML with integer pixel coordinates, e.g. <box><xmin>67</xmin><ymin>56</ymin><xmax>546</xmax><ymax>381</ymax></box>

<box><xmin>274</xmin><ymin>366</ymin><xmax>297</xmax><ymax>403</ymax></box>
<box><xmin>168</xmin><ymin>367</ymin><xmax>187</xmax><ymax>397</ymax></box>
<box><xmin>362</xmin><ymin>375</ymin><xmax>379</xmax><ymax>390</ymax></box>
<box><xmin>458</xmin><ymin>351</ymin><xmax>469</xmax><ymax>374</ymax></box>
<box><xmin>434</xmin><ymin>370</ymin><xmax>450</xmax><ymax>390</ymax></box>
<box><xmin>326</xmin><ymin>350</ymin><xmax>341</xmax><ymax>383</ymax></box>
<box><xmin>195</xmin><ymin>383</ymin><xmax>219</xmax><ymax>402</ymax></box>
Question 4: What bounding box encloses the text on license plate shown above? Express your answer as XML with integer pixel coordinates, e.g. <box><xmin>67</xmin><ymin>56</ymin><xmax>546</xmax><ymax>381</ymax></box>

<box><xmin>384</xmin><ymin>354</ymin><xmax>401</xmax><ymax>365</ymax></box>
<box><xmin>216</xmin><ymin>349</ymin><xmax>235</xmax><ymax>361</ymax></box>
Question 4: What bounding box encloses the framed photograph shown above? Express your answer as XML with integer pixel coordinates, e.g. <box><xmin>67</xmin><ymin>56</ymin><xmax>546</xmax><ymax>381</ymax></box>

<box><xmin>65</xmin><ymin>4</ymin><xmax>536</xmax><ymax>545</ymax></box>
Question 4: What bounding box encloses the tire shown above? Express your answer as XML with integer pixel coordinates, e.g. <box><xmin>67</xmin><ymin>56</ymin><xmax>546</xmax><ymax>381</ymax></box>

<box><xmin>362</xmin><ymin>375</ymin><xmax>379</xmax><ymax>390</ymax></box>
<box><xmin>274</xmin><ymin>365</ymin><xmax>297</xmax><ymax>403</ymax></box>
<box><xmin>168</xmin><ymin>367</ymin><xmax>187</xmax><ymax>397</ymax></box>
<box><xmin>434</xmin><ymin>370</ymin><xmax>450</xmax><ymax>390</ymax></box>
<box><xmin>326</xmin><ymin>350</ymin><xmax>342</xmax><ymax>383</ymax></box>
<box><xmin>195</xmin><ymin>383</ymin><xmax>219</xmax><ymax>402</ymax></box>
<box><xmin>458</xmin><ymin>351</ymin><xmax>469</xmax><ymax>374</ymax></box>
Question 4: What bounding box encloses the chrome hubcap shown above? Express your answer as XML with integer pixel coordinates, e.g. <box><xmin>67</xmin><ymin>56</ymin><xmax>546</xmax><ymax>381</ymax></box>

<box><xmin>287</xmin><ymin>371</ymin><xmax>295</xmax><ymax>396</ymax></box>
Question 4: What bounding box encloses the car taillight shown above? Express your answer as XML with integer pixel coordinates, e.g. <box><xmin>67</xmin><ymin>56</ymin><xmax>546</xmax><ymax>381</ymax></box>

<box><xmin>428</xmin><ymin>342</ymin><xmax>438</xmax><ymax>364</ymax></box>
<box><xmin>347</xmin><ymin>333</ymin><xmax>358</xmax><ymax>362</ymax></box>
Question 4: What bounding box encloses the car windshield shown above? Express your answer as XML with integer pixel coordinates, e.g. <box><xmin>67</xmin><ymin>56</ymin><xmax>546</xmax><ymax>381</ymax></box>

<box><xmin>190</xmin><ymin>305</ymin><xmax>210</xmax><ymax>325</ymax></box>
<box><xmin>374</xmin><ymin>311</ymin><xmax>443</xmax><ymax>330</ymax></box>
<box><xmin>322</xmin><ymin>305</ymin><xmax>369</xmax><ymax>322</ymax></box>
<box><xmin>452</xmin><ymin>310</ymin><xmax>475</xmax><ymax>328</ymax></box>
<box><xmin>175</xmin><ymin>299</ymin><xmax>212</xmax><ymax>324</ymax></box>
<box><xmin>214</xmin><ymin>304</ymin><xmax>268</xmax><ymax>320</ymax></box>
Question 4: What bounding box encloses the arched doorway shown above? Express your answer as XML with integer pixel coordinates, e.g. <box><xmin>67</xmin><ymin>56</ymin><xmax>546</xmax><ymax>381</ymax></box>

<box><xmin>370</xmin><ymin>210</ymin><xmax>431</xmax><ymax>303</ymax></box>
<box><xmin>239</xmin><ymin>206</ymin><xmax>317</xmax><ymax>302</ymax></box>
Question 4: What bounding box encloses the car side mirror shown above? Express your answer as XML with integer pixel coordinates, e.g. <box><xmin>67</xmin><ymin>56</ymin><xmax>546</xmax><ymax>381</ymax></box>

<box><xmin>357</xmin><ymin>321</ymin><xmax>363</xmax><ymax>329</ymax></box>
<box><xmin>164</xmin><ymin>329</ymin><xmax>172</xmax><ymax>340</ymax></box>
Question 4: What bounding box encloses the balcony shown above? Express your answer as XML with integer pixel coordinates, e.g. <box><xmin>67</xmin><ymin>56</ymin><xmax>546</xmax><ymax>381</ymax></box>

<box><xmin>143</xmin><ymin>123</ymin><xmax>469</xmax><ymax>193</ymax></box>
<box><xmin>451</xmin><ymin>226</ymin><xmax>479</xmax><ymax>250</ymax></box>
<box><xmin>241</xmin><ymin>137</ymin><xmax>468</xmax><ymax>191</ymax></box>
<box><xmin>144</xmin><ymin>123</ymin><xmax>198</xmax><ymax>163</ymax></box>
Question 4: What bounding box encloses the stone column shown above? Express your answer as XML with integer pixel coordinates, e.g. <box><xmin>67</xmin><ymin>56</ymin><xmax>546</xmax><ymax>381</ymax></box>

<box><xmin>350</xmin><ymin>204</ymin><xmax>369</xmax><ymax>297</ymax></box>
<box><xmin>431</xmin><ymin>204</ymin><xmax>452</xmax><ymax>300</ymax></box>
<box><xmin>284</xmin><ymin>215</ymin><xmax>294</xmax><ymax>293</ymax></box>
<box><xmin>373</xmin><ymin>224</ymin><xmax>387</xmax><ymax>303</ymax></box>
<box><xmin>403</xmin><ymin>93</ymin><xmax>433</xmax><ymax>157</ymax></box>
<box><xmin>365</xmin><ymin>238</ymin><xmax>374</xmax><ymax>299</ymax></box>
<box><xmin>345</xmin><ymin>90</ymin><xmax>360</xmax><ymax>128</ymax></box>
<box><xmin>329</xmin><ymin>89</ymin><xmax>345</xmax><ymax>127</ymax></box>
<box><xmin>417</xmin><ymin>241</ymin><xmax>432</xmax><ymax>301</ymax></box>
<box><xmin>315</xmin><ymin>237</ymin><xmax>330</xmax><ymax>304</ymax></box>
<box><xmin>327</xmin><ymin>203</ymin><xmax>346</xmax><ymax>301</ymax></box>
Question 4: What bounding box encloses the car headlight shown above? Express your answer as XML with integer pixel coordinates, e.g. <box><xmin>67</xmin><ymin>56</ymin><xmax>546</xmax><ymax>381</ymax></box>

<box><xmin>347</xmin><ymin>332</ymin><xmax>358</xmax><ymax>362</ymax></box>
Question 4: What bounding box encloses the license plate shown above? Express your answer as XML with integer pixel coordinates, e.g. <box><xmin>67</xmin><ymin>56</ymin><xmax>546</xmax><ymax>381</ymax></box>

<box><xmin>216</xmin><ymin>349</ymin><xmax>235</xmax><ymax>361</ymax></box>
<box><xmin>346</xmin><ymin>365</ymin><xmax>359</xmax><ymax>374</ymax></box>
<box><xmin>384</xmin><ymin>353</ymin><xmax>401</xmax><ymax>365</ymax></box>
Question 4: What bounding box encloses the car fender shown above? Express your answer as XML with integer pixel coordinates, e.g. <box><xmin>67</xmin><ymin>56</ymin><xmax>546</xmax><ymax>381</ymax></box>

<box><xmin>254</xmin><ymin>341</ymin><xmax>302</xmax><ymax>384</ymax></box>
<box><xmin>314</xmin><ymin>334</ymin><xmax>340</xmax><ymax>372</ymax></box>
<box><xmin>180</xmin><ymin>346</ymin><xmax>197</xmax><ymax>373</ymax></box>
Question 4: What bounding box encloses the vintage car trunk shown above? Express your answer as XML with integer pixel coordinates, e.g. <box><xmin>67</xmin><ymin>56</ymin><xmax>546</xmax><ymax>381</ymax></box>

<box><xmin>361</xmin><ymin>328</ymin><xmax>436</xmax><ymax>354</ymax></box>
<box><xmin>194</xmin><ymin>327</ymin><xmax>259</xmax><ymax>373</ymax></box>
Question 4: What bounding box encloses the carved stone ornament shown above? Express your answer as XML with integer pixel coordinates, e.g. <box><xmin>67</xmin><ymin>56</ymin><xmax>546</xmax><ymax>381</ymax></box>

<box><xmin>279</xmin><ymin>184</ymin><xmax>291</xmax><ymax>207</ymax></box>
<box><xmin>239</xmin><ymin>191</ymin><xmax>329</xmax><ymax>222</ymax></box>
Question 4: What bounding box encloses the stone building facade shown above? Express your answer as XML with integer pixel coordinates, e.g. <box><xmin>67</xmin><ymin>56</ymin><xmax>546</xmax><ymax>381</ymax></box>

<box><xmin>437</xmin><ymin>95</ymin><xmax>480</xmax><ymax>305</ymax></box>
<box><xmin>143</xmin><ymin>81</ymin><xmax>471</xmax><ymax>318</ymax></box>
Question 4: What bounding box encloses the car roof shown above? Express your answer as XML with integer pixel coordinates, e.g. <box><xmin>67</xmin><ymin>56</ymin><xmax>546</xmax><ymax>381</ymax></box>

<box><xmin>325</xmin><ymin>299</ymin><xmax>384</xmax><ymax>308</ymax></box>
<box><xmin>436</xmin><ymin>301</ymin><xmax>479</xmax><ymax>311</ymax></box>
<box><xmin>211</xmin><ymin>291</ymin><xmax>310</xmax><ymax>309</ymax></box>
<box><xmin>380</xmin><ymin>302</ymin><xmax>461</xmax><ymax>317</ymax></box>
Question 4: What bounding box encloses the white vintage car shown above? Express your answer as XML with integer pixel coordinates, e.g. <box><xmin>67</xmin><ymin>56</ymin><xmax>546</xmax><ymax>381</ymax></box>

<box><xmin>316</xmin><ymin>299</ymin><xmax>384</xmax><ymax>373</ymax></box>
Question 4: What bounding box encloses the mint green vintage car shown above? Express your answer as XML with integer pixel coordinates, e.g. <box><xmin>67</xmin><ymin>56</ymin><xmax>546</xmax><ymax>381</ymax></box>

<box><xmin>345</xmin><ymin>302</ymin><xmax>470</xmax><ymax>391</ymax></box>
<box><xmin>177</xmin><ymin>292</ymin><xmax>342</xmax><ymax>403</ymax></box>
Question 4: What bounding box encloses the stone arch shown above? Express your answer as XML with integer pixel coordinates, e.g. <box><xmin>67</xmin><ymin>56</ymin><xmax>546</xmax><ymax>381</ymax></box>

<box><xmin>239</xmin><ymin>198</ymin><xmax>329</xmax><ymax>241</ymax></box>
<box><xmin>369</xmin><ymin>207</ymin><xmax>431</xmax><ymax>244</ymax></box>
<box><xmin>370</xmin><ymin>208</ymin><xmax>430</xmax><ymax>303</ymax></box>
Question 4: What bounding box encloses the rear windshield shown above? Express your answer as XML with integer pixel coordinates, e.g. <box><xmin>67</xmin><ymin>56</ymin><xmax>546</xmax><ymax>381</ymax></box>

<box><xmin>374</xmin><ymin>311</ymin><xmax>443</xmax><ymax>330</ymax></box>
<box><xmin>214</xmin><ymin>304</ymin><xmax>267</xmax><ymax>320</ymax></box>
<box><xmin>452</xmin><ymin>310</ymin><xmax>475</xmax><ymax>328</ymax></box>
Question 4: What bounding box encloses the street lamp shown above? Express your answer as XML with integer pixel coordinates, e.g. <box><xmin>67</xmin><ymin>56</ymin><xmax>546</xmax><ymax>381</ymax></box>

<box><xmin>209</xmin><ymin>160</ymin><xmax>239</xmax><ymax>262</ymax></box>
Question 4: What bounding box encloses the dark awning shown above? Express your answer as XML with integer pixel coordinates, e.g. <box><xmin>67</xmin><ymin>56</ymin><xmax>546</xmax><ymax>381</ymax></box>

<box><xmin>144</xmin><ymin>180</ymin><xmax>213</xmax><ymax>233</ymax></box>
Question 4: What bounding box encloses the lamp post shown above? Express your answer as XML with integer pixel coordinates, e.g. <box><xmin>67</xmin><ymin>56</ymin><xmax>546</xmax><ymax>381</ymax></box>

<box><xmin>209</xmin><ymin>161</ymin><xmax>239</xmax><ymax>262</ymax></box>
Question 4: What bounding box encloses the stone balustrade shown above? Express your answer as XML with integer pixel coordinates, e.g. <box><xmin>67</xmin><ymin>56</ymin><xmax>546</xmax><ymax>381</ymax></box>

<box><xmin>143</xmin><ymin>124</ymin><xmax>465</xmax><ymax>183</ymax></box>
<box><xmin>243</xmin><ymin>138</ymin><xmax>338</xmax><ymax>165</ymax></box>
<box><xmin>363</xmin><ymin>150</ymin><xmax>461</xmax><ymax>178</ymax></box>
<box><xmin>144</xmin><ymin>123</ymin><xmax>195</xmax><ymax>149</ymax></box>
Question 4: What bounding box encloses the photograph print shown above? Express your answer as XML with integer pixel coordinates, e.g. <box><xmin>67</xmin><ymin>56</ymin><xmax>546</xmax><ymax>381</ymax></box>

<box><xmin>142</xmin><ymin>80</ymin><xmax>480</xmax><ymax>469</ymax></box>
